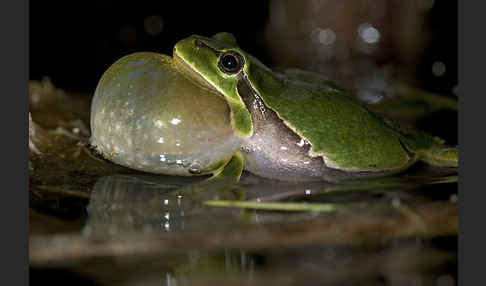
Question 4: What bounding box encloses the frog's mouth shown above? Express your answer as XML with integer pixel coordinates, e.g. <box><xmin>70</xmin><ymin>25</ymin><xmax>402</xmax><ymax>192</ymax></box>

<box><xmin>173</xmin><ymin>51</ymin><xmax>222</xmax><ymax>96</ymax></box>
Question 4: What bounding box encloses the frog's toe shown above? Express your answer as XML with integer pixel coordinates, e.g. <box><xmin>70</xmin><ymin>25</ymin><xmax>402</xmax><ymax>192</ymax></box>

<box><xmin>210</xmin><ymin>153</ymin><xmax>245</xmax><ymax>183</ymax></box>
<box><xmin>420</xmin><ymin>146</ymin><xmax>458</xmax><ymax>167</ymax></box>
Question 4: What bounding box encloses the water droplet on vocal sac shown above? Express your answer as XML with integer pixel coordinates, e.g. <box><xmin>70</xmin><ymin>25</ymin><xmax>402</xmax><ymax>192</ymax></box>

<box><xmin>182</xmin><ymin>160</ymin><xmax>191</xmax><ymax>168</ymax></box>
<box><xmin>166</xmin><ymin>159</ymin><xmax>177</xmax><ymax>165</ymax></box>
<box><xmin>170</xmin><ymin>118</ymin><xmax>181</xmax><ymax>125</ymax></box>
<box><xmin>188</xmin><ymin>162</ymin><xmax>202</xmax><ymax>174</ymax></box>
<box><xmin>241</xmin><ymin>146</ymin><xmax>253</xmax><ymax>153</ymax></box>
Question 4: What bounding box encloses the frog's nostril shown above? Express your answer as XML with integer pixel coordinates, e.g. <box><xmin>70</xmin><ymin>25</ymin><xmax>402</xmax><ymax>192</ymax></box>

<box><xmin>194</xmin><ymin>39</ymin><xmax>204</xmax><ymax>47</ymax></box>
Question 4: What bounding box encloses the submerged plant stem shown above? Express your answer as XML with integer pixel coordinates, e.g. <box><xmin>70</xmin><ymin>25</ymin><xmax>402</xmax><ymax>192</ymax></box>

<box><xmin>204</xmin><ymin>200</ymin><xmax>335</xmax><ymax>212</ymax></box>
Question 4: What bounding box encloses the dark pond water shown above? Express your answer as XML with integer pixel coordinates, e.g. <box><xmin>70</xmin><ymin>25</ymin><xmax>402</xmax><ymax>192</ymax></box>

<box><xmin>29</xmin><ymin>79</ymin><xmax>457</xmax><ymax>286</ymax></box>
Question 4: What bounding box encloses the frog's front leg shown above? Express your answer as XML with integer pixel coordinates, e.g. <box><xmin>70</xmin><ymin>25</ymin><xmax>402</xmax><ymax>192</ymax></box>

<box><xmin>209</xmin><ymin>152</ymin><xmax>245</xmax><ymax>183</ymax></box>
<box><xmin>161</xmin><ymin>153</ymin><xmax>245</xmax><ymax>204</ymax></box>
<box><xmin>172</xmin><ymin>153</ymin><xmax>246</xmax><ymax>205</ymax></box>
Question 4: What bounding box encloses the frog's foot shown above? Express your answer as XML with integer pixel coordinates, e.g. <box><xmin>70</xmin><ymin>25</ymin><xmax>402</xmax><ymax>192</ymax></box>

<box><xmin>172</xmin><ymin>153</ymin><xmax>246</xmax><ymax>203</ymax></box>
<box><xmin>419</xmin><ymin>146</ymin><xmax>458</xmax><ymax>168</ymax></box>
<box><xmin>174</xmin><ymin>152</ymin><xmax>245</xmax><ymax>194</ymax></box>
<box><xmin>209</xmin><ymin>152</ymin><xmax>245</xmax><ymax>183</ymax></box>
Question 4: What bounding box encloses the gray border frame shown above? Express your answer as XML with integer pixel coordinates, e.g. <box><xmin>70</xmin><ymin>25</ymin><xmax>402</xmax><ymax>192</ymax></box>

<box><xmin>2</xmin><ymin>0</ymin><xmax>476</xmax><ymax>285</ymax></box>
<box><xmin>459</xmin><ymin>1</ymin><xmax>484</xmax><ymax>286</ymax></box>
<box><xmin>1</xmin><ymin>0</ymin><xmax>28</xmax><ymax>285</ymax></box>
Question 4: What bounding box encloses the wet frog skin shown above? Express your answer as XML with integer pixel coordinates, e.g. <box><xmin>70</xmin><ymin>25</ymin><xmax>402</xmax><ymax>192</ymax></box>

<box><xmin>90</xmin><ymin>32</ymin><xmax>458</xmax><ymax>182</ymax></box>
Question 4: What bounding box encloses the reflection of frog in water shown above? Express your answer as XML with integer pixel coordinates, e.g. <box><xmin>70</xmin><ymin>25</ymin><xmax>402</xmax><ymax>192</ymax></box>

<box><xmin>83</xmin><ymin>173</ymin><xmax>335</xmax><ymax>234</ymax></box>
<box><xmin>83</xmin><ymin>174</ymin><xmax>255</xmax><ymax>282</ymax></box>
<box><xmin>90</xmin><ymin>32</ymin><xmax>457</xmax><ymax>183</ymax></box>
<box><xmin>84</xmin><ymin>175</ymin><xmax>188</xmax><ymax>235</ymax></box>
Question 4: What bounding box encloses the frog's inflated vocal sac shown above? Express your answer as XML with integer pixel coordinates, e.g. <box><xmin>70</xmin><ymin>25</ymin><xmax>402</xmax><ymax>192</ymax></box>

<box><xmin>90</xmin><ymin>32</ymin><xmax>458</xmax><ymax>182</ymax></box>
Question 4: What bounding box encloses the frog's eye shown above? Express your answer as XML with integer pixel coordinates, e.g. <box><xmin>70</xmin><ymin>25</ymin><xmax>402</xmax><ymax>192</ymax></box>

<box><xmin>218</xmin><ymin>51</ymin><xmax>244</xmax><ymax>75</ymax></box>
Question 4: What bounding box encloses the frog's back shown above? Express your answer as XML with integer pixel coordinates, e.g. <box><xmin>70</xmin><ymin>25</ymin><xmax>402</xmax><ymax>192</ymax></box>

<box><xmin>268</xmin><ymin>67</ymin><xmax>458</xmax><ymax>173</ymax></box>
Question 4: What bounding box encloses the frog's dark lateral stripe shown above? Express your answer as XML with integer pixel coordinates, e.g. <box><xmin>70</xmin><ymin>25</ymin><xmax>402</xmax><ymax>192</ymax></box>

<box><xmin>237</xmin><ymin>74</ymin><xmax>270</xmax><ymax>121</ymax></box>
<box><xmin>195</xmin><ymin>38</ymin><xmax>247</xmax><ymax>76</ymax></box>
<box><xmin>194</xmin><ymin>39</ymin><xmax>221</xmax><ymax>56</ymax></box>
<box><xmin>398</xmin><ymin>138</ymin><xmax>416</xmax><ymax>160</ymax></box>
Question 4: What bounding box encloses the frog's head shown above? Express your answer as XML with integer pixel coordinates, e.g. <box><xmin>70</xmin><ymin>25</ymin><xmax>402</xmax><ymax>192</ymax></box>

<box><xmin>173</xmin><ymin>32</ymin><xmax>254</xmax><ymax>137</ymax></box>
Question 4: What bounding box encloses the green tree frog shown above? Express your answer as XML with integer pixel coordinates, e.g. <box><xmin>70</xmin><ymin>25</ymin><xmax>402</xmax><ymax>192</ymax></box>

<box><xmin>90</xmin><ymin>32</ymin><xmax>458</xmax><ymax>182</ymax></box>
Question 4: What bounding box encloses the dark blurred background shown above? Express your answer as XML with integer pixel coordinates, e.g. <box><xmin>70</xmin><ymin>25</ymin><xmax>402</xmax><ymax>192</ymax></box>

<box><xmin>29</xmin><ymin>0</ymin><xmax>270</xmax><ymax>93</ymax></box>
<box><xmin>30</xmin><ymin>0</ymin><xmax>457</xmax><ymax>95</ymax></box>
